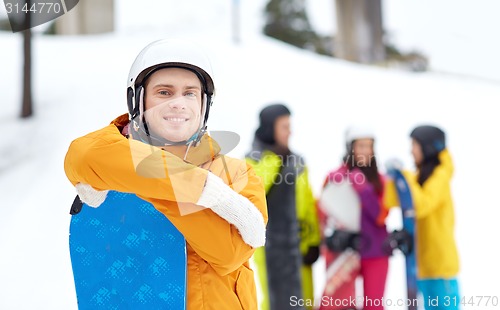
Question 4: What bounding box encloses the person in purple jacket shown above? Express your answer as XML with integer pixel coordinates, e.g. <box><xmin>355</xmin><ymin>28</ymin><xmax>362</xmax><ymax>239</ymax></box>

<box><xmin>323</xmin><ymin>126</ymin><xmax>389</xmax><ymax>310</ymax></box>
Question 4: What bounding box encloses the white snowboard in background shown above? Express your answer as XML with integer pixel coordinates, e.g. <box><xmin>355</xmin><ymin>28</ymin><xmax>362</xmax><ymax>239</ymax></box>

<box><xmin>319</xmin><ymin>180</ymin><xmax>361</xmax><ymax>233</ymax></box>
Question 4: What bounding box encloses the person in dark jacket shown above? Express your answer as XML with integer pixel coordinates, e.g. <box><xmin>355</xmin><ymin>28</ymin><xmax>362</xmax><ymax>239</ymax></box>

<box><xmin>246</xmin><ymin>104</ymin><xmax>321</xmax><ymax>310</ymax></box>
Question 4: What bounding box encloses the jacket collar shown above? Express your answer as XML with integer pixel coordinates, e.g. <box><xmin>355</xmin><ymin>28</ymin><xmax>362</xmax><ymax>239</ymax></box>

<box><xmin>112</xmin><ymin>114</ymin><xmax>221</xmax><ymax>166</ymax></box>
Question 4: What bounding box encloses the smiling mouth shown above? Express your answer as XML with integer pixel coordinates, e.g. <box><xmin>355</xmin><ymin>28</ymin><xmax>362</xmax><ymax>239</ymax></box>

<box><xmin>164</xmin><ymin>117</ymin><xmax>188</xmax><ymax>122</ymax></box>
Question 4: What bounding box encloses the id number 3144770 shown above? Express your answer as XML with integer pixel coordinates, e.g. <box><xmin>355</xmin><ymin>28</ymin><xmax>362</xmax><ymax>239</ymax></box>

<box><xmin>431</xmin><ymin>296</ymin><xmax>499</xmax><ymax>308</ymax></box>
<box><xmin>5</xmin><ymin>2</ymin><xmax>63</xmax><ymax>14</ymax></box>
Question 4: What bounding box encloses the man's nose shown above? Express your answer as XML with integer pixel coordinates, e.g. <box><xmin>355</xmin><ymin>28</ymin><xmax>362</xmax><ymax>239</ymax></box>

<box><xmin>167</xmin><ymin>96</ymin><xmax>187</xmax><ymax>109</ymax></box>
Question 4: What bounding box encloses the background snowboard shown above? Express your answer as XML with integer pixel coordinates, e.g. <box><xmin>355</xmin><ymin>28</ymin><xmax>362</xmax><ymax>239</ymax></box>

<box><xmin>69</xmin><ymin>191</ymin><xmax>187</xmax><ymax>309</ymax></box>
<box><xmin>392</xmin><ymin>170</ymin><xmax>418</xmax><ymax>310</ymax></box>
<box><xmin>318</xmin><ymin>180</ymin><xmax>361</xmax><ymax>310</ymax></box>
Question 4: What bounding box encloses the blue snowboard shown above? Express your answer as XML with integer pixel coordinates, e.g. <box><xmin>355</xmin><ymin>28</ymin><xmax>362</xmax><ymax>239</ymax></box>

<box><xmin>393</xmin><ymin>170</ymin><xmax>418</xmax><ymax>310</ymax></box>
<box><xmin>69</xmin><ymin>191</ymin><xmax>187</xmax><ymax>310</ymax></box>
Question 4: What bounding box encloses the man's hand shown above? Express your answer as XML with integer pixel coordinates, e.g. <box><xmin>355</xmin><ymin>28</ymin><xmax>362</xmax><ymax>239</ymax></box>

<box><xmin>75</xmin><ymin>183</ymin><xmax>109</xmax><ymax>208</ymax></box>
<box><xmin>197</xmin><ymin>172</ymin><xmax>266</xmax><ymax>248</ymax></box>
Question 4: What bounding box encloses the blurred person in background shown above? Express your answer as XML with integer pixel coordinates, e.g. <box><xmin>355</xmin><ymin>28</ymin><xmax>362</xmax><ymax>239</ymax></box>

<box><xmin>385</xmin><ymin>125</ymin><xmax>460</xmax><ymax>310</ymax></box>
<box><xmin>318</xmin><ymin>126</ymin><xmax>390</xmax><ymax>310</ymax></box>
<box><xmin>246</xmin><ymin>104</ymin><xmax>321</xmax><ymax>310</ymax></box>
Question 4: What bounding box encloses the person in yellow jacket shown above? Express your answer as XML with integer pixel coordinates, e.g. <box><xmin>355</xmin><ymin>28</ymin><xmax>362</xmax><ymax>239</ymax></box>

<box><xmin>64</xmin><ymin>39</ymin><xmax>268</xmax><ymax>310</ymax></box>
<box><xmin>385</xmin><ymin>125</ymin><xmax>460</xmax><ymax>310</ymax></box>
<box><xmin>246</xmin><ymin>104</ymin><xmax>321</xmax><ymax>310</ymax></box>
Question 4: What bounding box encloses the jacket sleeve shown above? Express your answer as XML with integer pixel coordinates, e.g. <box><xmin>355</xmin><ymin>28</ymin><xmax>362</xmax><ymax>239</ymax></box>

<box><xmin>383</xmin><ymin>178</ymin><xmax>400</xmax><ymax>210</ymax></box>
<box><xmin>149</xmin><ymin>160</ymin><xmax>268</xmax><ymax>276</ymax></box>
<box><xmin>296</xmin><ymin>167</ymin><xmax>321</xmax><ymax>254</ymax></box>
<box><xmin>405</xmin><ymin>149</ymin><xmax>454</xmax><ymax>219</ymax></box>
<box><xmin>65</xmin><ymin>125</ymin><xmax>268</xmax><ymax>276</ymax></box>
<box><xmin>316</xmin><ymin>175</ymin><xmax>332</xmax><ymax>235</ymax></box>
<box><xmin>349</xmin><ymin>169</ymin><xmax>387</xmax><ymax>226</ymax></box>
<box><xmin>245</xmin><ymin>151</ymin><xmax>281</xmax><ymax>194</ymax></box>
<box><xmin>64</xmin><ymin>124</ymin><xmax>208</xmax><ymax>203</ymax></box>
<box><xmin>358</xmin><ymin>188</ymin><xmax>387</xmax><ymax>226</ymax></box>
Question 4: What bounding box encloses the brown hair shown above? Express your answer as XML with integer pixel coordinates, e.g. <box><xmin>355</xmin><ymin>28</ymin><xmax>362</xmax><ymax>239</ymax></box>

<box><xmin>417</xmin><ymin>156</ymin><xmax>440</xmax><ymax>186</ymax></box>
<box><xmin>344</xmin><ymin>142</ymin><xmax>383</xmax><ymax>195</ymax></box>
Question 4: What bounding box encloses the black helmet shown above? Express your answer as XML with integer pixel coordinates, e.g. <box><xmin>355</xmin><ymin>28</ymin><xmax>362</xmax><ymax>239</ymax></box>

<box><xmin>255</xmin><ymin>104</ymin><xmax>291</xmax><ymax>144</ymax></box>
<box><xmin>410</xmin><ymin>125</ymin><xmax>446</xmax><ymax>159</ymax></box>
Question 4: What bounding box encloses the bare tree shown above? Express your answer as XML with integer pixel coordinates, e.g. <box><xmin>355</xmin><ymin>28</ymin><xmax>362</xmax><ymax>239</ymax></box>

<box><xmin>335</xmin><ymin>0</ymin><xmax>385</xmax><ymax>63</ymax></box>
<box><xmin>264</xmin><ymin>0</ymin><xmax>318</xmax><ymax>50</ymax></box>
<box><xmin>21</xmin><ymin>0</ymin><xmax>33</xmax><ymax>118</ymax></box>
<box><xmin>231</xmin><ymin>0</ymin><xmax>240</xmax><ymax>44</ymax></box>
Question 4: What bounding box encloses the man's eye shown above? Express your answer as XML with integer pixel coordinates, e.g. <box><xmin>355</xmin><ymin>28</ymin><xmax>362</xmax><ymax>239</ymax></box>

<box><xmin>185</xmin><ymin>92</ymin><xmax>197</xmax><ymax>97</ymax></box>
<box><xmin>159</xmin><ymin>90</ymin><xmax>170</xmax><ymax>95</ymax></box>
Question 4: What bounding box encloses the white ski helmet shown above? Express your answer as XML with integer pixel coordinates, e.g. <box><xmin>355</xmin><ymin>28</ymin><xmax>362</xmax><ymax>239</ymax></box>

<box><xmin>126</xmin><ymin>39</ymin><xmax>215</xmax><ymax>144</ymax></box>
<box><xmin>345</xmin><ymin>125</ymin><xmax>375</xmax><ymax>152</ymax></box>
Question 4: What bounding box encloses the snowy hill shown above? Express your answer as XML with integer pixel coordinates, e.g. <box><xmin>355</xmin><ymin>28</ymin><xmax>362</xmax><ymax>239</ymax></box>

<box><xmin>1</xmin><ymin>0</ymin><xmax>500</xmax><ymax>309</ymax></box>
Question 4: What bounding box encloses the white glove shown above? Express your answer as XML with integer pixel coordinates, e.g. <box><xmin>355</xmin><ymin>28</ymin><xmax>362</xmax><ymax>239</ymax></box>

<box><xmin>75</xmin><ymin>183</ymin><xmax>108</xmax><ymax>208</ymax></box>
<box><xmin>385</xmin><ymin>158</ymin><xmax>404</xmax><ymax>173</ymax></box>
<box><xmin>197</xmin><ymin>172</ymin><xmax>266</xmax><ymax>248</ymax></box>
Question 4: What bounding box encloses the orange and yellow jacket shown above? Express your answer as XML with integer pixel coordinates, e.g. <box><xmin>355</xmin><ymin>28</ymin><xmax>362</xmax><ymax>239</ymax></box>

<box><xmin>64</xmin><ymin>114</ymin><xmax>268</xmax><ymax>310</ymax></box>
<box><xmin>384</xmin><ymin>149</ymin><xmax>459</xmax><ymax>279</ymax></box>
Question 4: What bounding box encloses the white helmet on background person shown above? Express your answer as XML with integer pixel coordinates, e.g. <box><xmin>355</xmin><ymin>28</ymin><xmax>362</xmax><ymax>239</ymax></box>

<box><xmin>126</xmin><ymin>39</ymin><xmax>215</xmax><ymax>145</ymax></box>
<box><xmin>344</xmin><ymin>125</ymin><xmax>375</xmax><ymax>153</ymax></box>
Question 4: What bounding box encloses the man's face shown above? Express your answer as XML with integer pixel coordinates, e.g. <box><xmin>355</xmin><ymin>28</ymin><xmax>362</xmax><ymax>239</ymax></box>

<box><xmin>274</xmin><ymin>115</ymin><xmax>291</xmax><ymax>148</ymax></box>
<box><xmin>144</xmin><ymin>67</ymin><xmax>203</xmax><ymax>142</ymax></box>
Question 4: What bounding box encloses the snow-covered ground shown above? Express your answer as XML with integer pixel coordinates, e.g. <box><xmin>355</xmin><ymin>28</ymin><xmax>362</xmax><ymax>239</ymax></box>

<box><xmin>1</xmin><ymin>0</ymin><xmax>499</xmax><ymax>309</ymax></box>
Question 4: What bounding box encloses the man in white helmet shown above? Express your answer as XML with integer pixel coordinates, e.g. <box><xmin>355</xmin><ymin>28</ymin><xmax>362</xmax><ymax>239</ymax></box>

<box><xmin>64</xmin><ymin>39</ymin><xmax>268</xmax><ymax>309</ymax></box>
